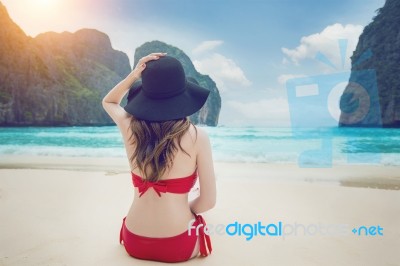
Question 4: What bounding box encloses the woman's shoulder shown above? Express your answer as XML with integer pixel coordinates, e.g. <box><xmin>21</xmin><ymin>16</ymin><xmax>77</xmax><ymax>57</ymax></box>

<box><xmin>181</xmin><ymin>124</ymin><xmax>205</xmax><ymax>143</ymax></box>
<box><xmin>188</xmin><ymin>125</ymin><xmax>210</xmax><ymax>145</ymax></box>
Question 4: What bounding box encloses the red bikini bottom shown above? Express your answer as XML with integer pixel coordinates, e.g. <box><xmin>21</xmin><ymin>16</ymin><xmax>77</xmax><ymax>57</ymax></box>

<box><xmin>119</xmin><ymin>213</ymin><xmax>212</xmax><ymax>263</ymax></box>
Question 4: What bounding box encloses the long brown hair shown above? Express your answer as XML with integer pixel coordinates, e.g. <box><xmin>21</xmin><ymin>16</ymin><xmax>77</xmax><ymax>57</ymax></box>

<box><xmin>129</xmin><ymin>117</ymin><xmax>193</xmax><ymax>182</ymax></box>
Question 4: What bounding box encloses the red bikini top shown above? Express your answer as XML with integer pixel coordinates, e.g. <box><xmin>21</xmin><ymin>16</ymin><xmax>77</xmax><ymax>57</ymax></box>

<box><xmin>132</xmin><ymin>171</ymin><xmax>197</xmax><ymax>197</ymax></box>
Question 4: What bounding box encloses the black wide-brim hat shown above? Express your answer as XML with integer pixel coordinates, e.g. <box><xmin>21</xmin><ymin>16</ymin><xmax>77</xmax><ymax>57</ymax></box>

<box><xmin>124</xmin><ymin>56</ymin><xmax>210</xmax><ymax>121</ymax></box>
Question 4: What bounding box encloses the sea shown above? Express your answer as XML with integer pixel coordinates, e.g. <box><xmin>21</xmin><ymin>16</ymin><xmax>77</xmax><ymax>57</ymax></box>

<box><xmin>0</xmin><ymin>126</ymin><xmax>399</xmax><ymax>166</ymax></box>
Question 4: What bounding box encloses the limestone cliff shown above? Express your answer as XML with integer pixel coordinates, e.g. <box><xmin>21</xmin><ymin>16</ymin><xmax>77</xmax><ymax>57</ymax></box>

<box><xmin>0</xmin><ymin>2</ymin><xmax>130</xmax><ymax>126</ymax></box>
<box><xmin>339</xmin><ymin>0</ymin><xmax>400</xmax><ymax>127</ymax></box>
<box><xmin>0</xmin><ymin>2</ymin><xmax>221</xmax><ymax>126</ymax></box>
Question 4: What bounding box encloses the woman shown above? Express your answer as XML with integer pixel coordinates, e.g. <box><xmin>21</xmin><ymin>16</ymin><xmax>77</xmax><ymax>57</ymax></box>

<box><xmin>102</xmin><ymin>53</ymin><xmax>216</xmax><ymax>262</ymax></box>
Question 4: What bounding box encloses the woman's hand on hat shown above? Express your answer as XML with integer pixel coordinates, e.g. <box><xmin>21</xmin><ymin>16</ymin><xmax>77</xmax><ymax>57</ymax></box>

<box><xmin>132</xmin><ymin>53</ymin><xmax>167</xmax><ymax>79</ymax></box>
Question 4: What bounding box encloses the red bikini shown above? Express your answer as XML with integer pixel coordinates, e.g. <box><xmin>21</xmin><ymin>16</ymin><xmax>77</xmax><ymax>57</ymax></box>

<box><xmin>132</xmin><ymin>171</ymin><xmax>198</xmax><ymax>197</ymax></box>
<box><xmin>119</xmin><ymin>171</ymin><xmax>212</xmax><ymax>262</ymax></box>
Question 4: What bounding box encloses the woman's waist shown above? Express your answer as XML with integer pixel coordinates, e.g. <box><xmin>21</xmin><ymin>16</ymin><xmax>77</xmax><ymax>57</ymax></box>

<box><xmin>125</xmin><ymin>205</ymin><xmax>194</xmax><ymax>237</ymax></box>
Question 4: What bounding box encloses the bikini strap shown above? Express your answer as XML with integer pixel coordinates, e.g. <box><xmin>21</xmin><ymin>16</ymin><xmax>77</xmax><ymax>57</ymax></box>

<box><xmin>120</xmin><ymin>217</ymin><xmax>126</xmax><ymax>245</ymax></box>
<box><xmin>193</xmin><ymin>213</ymin><xmax>212</xmax><ymax>256</ymax></box>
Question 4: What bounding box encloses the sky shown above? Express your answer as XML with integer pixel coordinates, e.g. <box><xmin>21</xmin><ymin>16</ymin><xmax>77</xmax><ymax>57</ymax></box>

<box><xmin>2</xmin><ymin>0</ymin><xmax>386</xmax><ymax>127</ymax></box>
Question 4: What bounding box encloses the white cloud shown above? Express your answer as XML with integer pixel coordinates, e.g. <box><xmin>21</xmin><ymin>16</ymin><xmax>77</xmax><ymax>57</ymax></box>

<box><xmin>277</xmin><ymin>74</ymin><xmax>307</xmax><ymax>85</ymax></box>
<box><xmin>225</xmin><ymin>98</ymin><xmax>290</xmax><ymax>126</ymax></box>
<box><xmin>281</xmin><ymin>23</ymin><xmax>363</xmax><ymax>69</ymax></box>
<box><xmin>192</xmin><ymin>40</ymin><xmax>223</xmax><ymax>55</ymax></box>
<box><xmin>193</xmin><ymin>53</ymin><xmax>251</xmax><ymax>92</ymax></box>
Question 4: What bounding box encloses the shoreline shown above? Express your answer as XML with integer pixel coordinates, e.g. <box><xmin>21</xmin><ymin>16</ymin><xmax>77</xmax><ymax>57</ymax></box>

<box><xmin>1</xmin><ymin>155</ymin><xmax>399</xmax><ymax>190</ymax></box>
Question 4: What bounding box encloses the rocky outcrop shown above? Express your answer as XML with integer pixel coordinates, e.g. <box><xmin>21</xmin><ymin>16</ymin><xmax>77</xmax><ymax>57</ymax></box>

<box><xmin>0</xmin><ymin>1</ymin><xmax>221</xmax><ymax>126</ymax></box>
<box><xmin>134</xmin><ymin>41</ymin><xmax>221</xmax><ymax>126</ymax></box>
<box><xmin>339</xmin><ymin>0</ymin><xmax>400</xmax><ymax>127</ymax></box>
<box><xmin>0</xmin><ymin>2</ymin><xmax>130</xmax><ymax>126</ymax></box>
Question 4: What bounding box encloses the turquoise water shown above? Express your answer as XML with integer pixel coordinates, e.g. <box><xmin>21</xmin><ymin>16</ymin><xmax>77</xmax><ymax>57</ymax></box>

<box><xmin>0</xmin><ymin>126</ymin><xmax>399</xmax><ymax>165</ymax></box>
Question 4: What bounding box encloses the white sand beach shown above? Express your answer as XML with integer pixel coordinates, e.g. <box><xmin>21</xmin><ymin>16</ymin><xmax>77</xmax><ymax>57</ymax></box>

<box><xmin>1</xmin><ymin>156</ymin><xmax>400</xmax><ymax>265</ymax></box>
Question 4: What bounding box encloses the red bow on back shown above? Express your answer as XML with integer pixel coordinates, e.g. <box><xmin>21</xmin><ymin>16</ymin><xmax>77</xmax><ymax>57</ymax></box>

<box><xmin>136</xmin><ymin>180</ymin><xmax>168</xmax><ymax>197</ymax></box>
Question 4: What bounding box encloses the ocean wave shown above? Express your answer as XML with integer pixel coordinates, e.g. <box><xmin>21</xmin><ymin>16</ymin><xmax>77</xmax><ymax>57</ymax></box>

<box><xmin>0</xmin><ymin>126</ymin><xmax>399</xmax><ymax>165</ymax></box>
<box><xmin>0</xmin><ymin>145</ymin><xmax>125</xmax><ymax>157</ymax></box>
